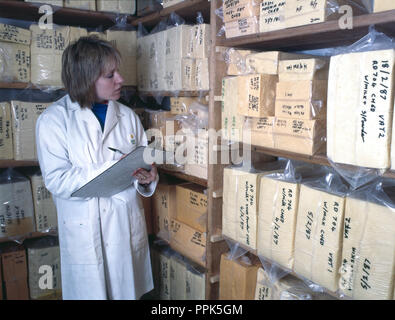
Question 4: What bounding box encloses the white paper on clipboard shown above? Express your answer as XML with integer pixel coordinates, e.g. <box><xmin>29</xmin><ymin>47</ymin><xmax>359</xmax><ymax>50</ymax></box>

<box><xmin>71</xmin><ymin>146</ymin><xmax>170</xmax><ymax>198</ymax></box>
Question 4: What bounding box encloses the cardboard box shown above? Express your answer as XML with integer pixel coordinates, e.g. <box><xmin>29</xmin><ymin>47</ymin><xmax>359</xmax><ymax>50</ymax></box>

<box><xmin>273</xmin><ymin>117</ymin><xmax>326</xmax><ymax>155</ymax></box>
<box><xmin>106</xmin><ymin>30</ymin><xmax>137</xmax><ymax>86</ymax></box>
<box><xmin>259</xmin><ymin>0</ymin><xmax>287</xmax><ymax>33</ymax></box>
<box><xmin>374</xmin><ymin>0</ymin><xmax>395</xmax><ymax>12</ymax></box>
<box><xmin>151</xmin><ymin>181</ymin><xmax>177</xmax><ymax>241</ymax></box>
<box><xmin>29</xmin><ymin>174</ymin><xmax>58</xmax><ymax>233</ymax></box>
<box><xmin>10</xmin><ymin>101</ymin><xmax>51</xmax><ymax>160</ymax></box>
<box><xmin>0</xmin><ymin>24</ymin><xmax>31</xmax><ymax>45</ymax></box>
<box><xmin>225</xmin><ymin>16</ymin><xmax>259</xmax><ymax>39</ymax></box>
<box><xmin>237</xmin><ymin>74</ymin><xmax>278</xmax><ymax>118</ymax></box>
<box><xmin>27</xmin><ymin>243</ymin><xmax>62</xmax><ymax>300</ymax></box>
<box><xmin>0</xmin><ymin>41</ymin><xmax>30</xmax><ymax>82</ymax></box>
<box><xmin>170</xmin><ymin>219</ymin><xmax>206</xmax><ymax>267</ymax></box>
<box><xmin>0</xmin><ymin>180</ymin><xmax>35</xmax><ymax>239</ymax></box>
<box><xmin>1</xmin><ymin>249</ymin><xmax>29</xmax><ymax>300</ymax></box>
<box><xmin>278</xmin><ymin>58</ymin><xmax>329</xmax><ymax>81</ymax></box>
<box><xmin>176</xmin><ymin>183</ymin><xmax>207</xmax><ymax>232</ymax></box>
<box><xmin>64</xmin><ymin>0</ymin><xmax>96</xmax><ymax>10</ymax></box>
<box><xmin>0</xmin><ymin>102</ymin><xmax>13</xmax><ymax>160</ymax></box>
<box><xmin>170</xmin><ymin>255</ymin><xmax>187</xmax><ymax>300</ymax></box>
<box><xmin>224</xmin><ymin>2</ymin><xmax>260</xmax><ymax>23</ymax></box>
<box><xmin>275</xmin><ymin>80</ymin><xmax>328</xmax><ymax>102</ymax></box>
<box><xmin>244</xmin><ymin>116</ymin><xmax>275</xmax><ymax>148</ymax></box>
<box><xmin>97</xmin><ymin>0</ymin><xmax>136</xmax><ymax>14</ymax></box>
<box><xmin>219</xmin><ymin>253</ymin><xmax>260</xmax><ymax>300</ymax></box>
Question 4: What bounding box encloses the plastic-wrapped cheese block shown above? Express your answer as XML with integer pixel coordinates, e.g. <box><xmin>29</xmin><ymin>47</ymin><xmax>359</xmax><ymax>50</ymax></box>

<box><xmin>170</xmin><ymin>255</ymin><xmax>187</xmax><ymax>300</ymax></box>
<box><xmin>0</xmin><ymin>24</ymin><xmax>31</xmax><ymax>45</ymax></box>
<box><xmin>0</xmin><ymin>102</ymin><xmax>13</xmax><ymax>160</ymax></box>
<box><xmin>97</xmin><ymin>0</ymin><xmax>136</xmax><ymax>14</ymax></box>
<box><xmin>195</xmin><ymin>58</ymin><xmax>209</xmax><ymax>90</ymax></box>
<box><xmin>0</xmin><ymin>42</ymin><xmax>30</xmax><ymax>82</ymax></box>
<box><xmin>285</xmin><ymin>0</ymin><xmax>331</xmax><ymax>28</ymax></box>
<box><xmin>274</xmin><ymin>274</ymin><xmax>314</xmax><ymax>300</ymax></box>
<box><xmin>340</xmin><ymin>191</ymin><xmax>395</xmax><ymax>300</ymax></box>
<box><xmin>224</xmin><ymin>1</ymin><xmax>260</xmax><ymax>23</ymax></box>
<box><xmin>188</xmin><ymin>24</ymin><xmax>210</xmax><ymax>59</ymax></box>
<box><xmin>327</xmin><ymin>49</ymin><xmax>395</xmax><ymax>169</ymax></box>
<box><xmin>137</xmin><ymin>36</ymin><xmax>149</xmax><ymax>91</ymax></box>
<box><xmin>29</xmin><ymin>174</ymin><xmax>58</xmax><ymax>233</ymax></box>
<box><xmin>186</xmin><ymin>264</ymin><xmax>206</xmax><ymax>300</ymax></box>
<box><xmin>226</xmin><ymin>49</ymin><xmax>256</xmax><ymax>75</ymax></box>
<box><xmin>165</xmin><ymin>25</ymin><xmax>193</xmax><ymax>61</ymax></box>
<box><xmin>64</xmin><ymin>0</ymin><xmax>96</xmax><ymax>10</ymax></box>
<box><xmin>30</xmin><ymin>24</ymin><xmax>70</xmax><ymax>86</ymax></box>
<box><xmin>10</xmin><ymin>101</ymin><xmax>51</xmax><ymax>160</ymax></box>
<box><xmin>244</xmin><ymin>116</ymin><xmax>275</xmax><ymax>148</ymax></box>
<box><xmin>237</xmin><ymin>74</ymin><xmax>278</xmax><ymax>118</ymax></box>
<box><xmin>225</xmin><ymin>16</ymin><xmax>259</xmax><ymax>39</ymax></box>
<box><xmin>294</xmin><ymin>183</ymin><xmax>346</xmax><ymax>292</ymax></box>
<box><xmin>156</xmin><ymin>249</ymin><xmax>171</xmax><ymax>300</ymax></box>
<box><xmin>374</xmin><ymin>1</ymin><xmax>395</xmax><ymax>12</ymax></box>
<box><xmin>154</xmin><ymin>30</ymin><xmax>167</xmax><ymax>91</ymax></box>
<box><xmin>0</xmin><ymin>178</ymin><xmax>35</xmax><ymax>238</ymax></box>
<box><xmin>106</xmin><ymin>30</ymin><xmax>137</xmax><ymax>86</ymax></box>
<box><xmin>257</xmin><ymin>176</ymin><xmax>300</xmax><ymax>269</ymax></box>
<box><xmin>25</xmin><ymin>0</ymin><xmax>63</xmax><ymax>6</ymax></box>
<box><xmin>254</xmin><ymin>267</ymin><xmax>274</xmax><ymax>300</ymax></box>
<box><xmin>259</xmin><ymin>0</ymin><xmax>286</xmax><ymax>33</ymax></box>
<box><xmin>278</xmin><ymin>58</ymin><xmax>329</xmax><ymax>82</ymax></box>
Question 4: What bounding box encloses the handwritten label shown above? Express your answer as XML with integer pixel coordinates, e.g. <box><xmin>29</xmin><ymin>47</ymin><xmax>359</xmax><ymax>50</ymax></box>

<box><xmin>273</xmin><ymin>187</ymin><xmax>294</xmax><ymax>246</ymax></box>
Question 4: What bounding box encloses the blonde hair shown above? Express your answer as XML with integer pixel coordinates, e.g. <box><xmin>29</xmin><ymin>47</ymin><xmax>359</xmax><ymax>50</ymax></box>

<box><xmin>61</xmin><ymin>36</ymin><xmax>121</xmax><ymax>108</ymax></box>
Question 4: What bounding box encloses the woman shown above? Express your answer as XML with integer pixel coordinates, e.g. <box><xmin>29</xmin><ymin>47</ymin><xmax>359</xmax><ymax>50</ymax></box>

<box><xmin>36</xmin><ymin>36</ymin><xmax>158</xmax><ymax>300</ymax></box>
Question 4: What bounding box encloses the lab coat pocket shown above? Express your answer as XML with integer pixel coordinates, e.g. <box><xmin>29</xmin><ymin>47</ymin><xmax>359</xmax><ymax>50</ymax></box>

<box><xmin>62</xmin><ymin>219</ymin><xmax>98</xmax><ymax>265</ymax></box>
<box><xmin>130</xmin><ymin>207</ymin><xmax>148</xmax><ymax>252</ymax></box>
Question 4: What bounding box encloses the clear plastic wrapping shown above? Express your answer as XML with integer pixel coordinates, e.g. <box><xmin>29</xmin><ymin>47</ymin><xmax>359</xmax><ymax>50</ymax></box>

<box><xmin>0</xmin><ymin>101</ymin><xmax>13</xmax><ymax>160</ymax></box>
<box><xmin>96</xmin><ymin>0</ymin><xmax>136</xmax><ymax>15</ymax></box>
<box><xmin>339</xmin><ymin>178</ymin><xmax>395</xmax><ymax>300</ymax></box>
<box><xmin>0</xmin><ymin>169</ymin><xmax>35</xmax><ymax>241</ymax></box>
<box><xmin>63</xmin><ymin>0</ymin><xmax>96</xmax><ymax>11</ymax></box>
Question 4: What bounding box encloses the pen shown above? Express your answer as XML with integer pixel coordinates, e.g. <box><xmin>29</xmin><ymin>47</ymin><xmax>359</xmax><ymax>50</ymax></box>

<box><xmin>108</xmin><ymin>147</ymin><xmax>125</xmax><ymax>155</ymax></box>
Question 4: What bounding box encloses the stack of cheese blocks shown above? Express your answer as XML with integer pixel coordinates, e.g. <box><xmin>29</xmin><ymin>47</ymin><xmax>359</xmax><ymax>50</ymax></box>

<box><xmin>223</xmin><ymin>0</ymin><xmax>261</xmax><ymax>39</ymax></box>
<box><xmin>170</xmin><ymin>183</ymin><xmax>207</xmax><ymax>267</ymax></box>
<box><xmin>0</xmin><ymin>23</ymin><xmax>31</xmax><ymax>83</ymax></box>
<box><xmin>221</xmin><ymin>50</ymin><xmax>304</xmax><ymax>143</ymax></box>
<box><xmin>272</xmin><ymin>57</ymin><xmax>328</xmax><ymax>155</ymax></box>
<box><xmin>0</xmin><ymin>177</ymin><xmax>36</xmax><ymax>239</ymax></box>
<box><xmin>327</xmin><ymin>49</ymin><xmax>395</xmax><ymax>169</ymax></box>
<box><xmin>27</xmin><ymin>241</ymin><xmax>62</xmax><ymax>300</ymax></box>
<box><xmin>137</xmin><ymin>23</ymin><xmax>210</xmax><ymax>92</ymax></box>
<box><xmin>29</xmin><ymin>25</ymin><xmax>137</xmax><ymax>87</ymax></box>
<box><xmin>259</xmin><ymin>0</ymin><xmax>366</xmax><ymax>34</ymax></box>
<box><xmin>151</xmin><ymin>247</ymin><xmax>206</xmax><ymax>300</ymax></box>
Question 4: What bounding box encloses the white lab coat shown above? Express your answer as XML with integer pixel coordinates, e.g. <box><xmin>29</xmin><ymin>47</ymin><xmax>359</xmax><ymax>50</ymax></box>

<box><xmin>36</xmin><ymin>95</ymin><xmax>158</xmax><ymax>300</ymax></box>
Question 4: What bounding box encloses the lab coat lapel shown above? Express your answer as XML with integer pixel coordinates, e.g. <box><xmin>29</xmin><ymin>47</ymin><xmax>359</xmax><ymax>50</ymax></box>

<box><xmin>102</xmin><ymin>101</ymin><xmax>122</xmax><ymax>142</ymax></box>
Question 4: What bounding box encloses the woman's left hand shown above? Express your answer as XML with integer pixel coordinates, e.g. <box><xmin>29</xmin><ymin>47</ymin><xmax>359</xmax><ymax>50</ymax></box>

<box><xmin>132</xmin><ymin>163</ymin><xmax>158</xmax><ymax>185</ymax></box>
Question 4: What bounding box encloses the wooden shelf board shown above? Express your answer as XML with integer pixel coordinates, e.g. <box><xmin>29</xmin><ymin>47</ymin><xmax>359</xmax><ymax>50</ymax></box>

<box><xmin>0</xmin><ymin>0</ymin><xmax>127</xmax><ymax>28</ymax></box>
<box><xmin>0</xmin><ymin>82</ymin><xmax>136</xmax><ymax>91</ymax></box>
<box><xmin>0</xmin><ymin>160</ymin><xmax>39</xmax><ymax>168</ymax></box>
<box><xmin>139</xmin><ymin>90</ymin><xmax>209</xmax><ymax>97</ymax></box>
<box><xmin>217</xmin><ymin>11</ymin><xmax>395</xmax><ymax>51</ymax></box>
<box><xmin>158</xmin><ymin>167</ymin><xmax>208</xmax><ymax>187</ymax></box>
<box><xmin>0</xmin><ymin>230</ymin><xmax>57</xmax><ymax>244</ymax></box>
<box><xmin>131</xmin><ymin>0</ymin><xmax>210</xmax><ymax>28</ymax></box>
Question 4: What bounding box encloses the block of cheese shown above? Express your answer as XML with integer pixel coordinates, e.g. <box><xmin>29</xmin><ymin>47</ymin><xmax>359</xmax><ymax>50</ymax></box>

<box><xmin>274</xmin><ymin>274</ymin><xmax>315</xmax><ymax>300</ymax></box>
<box><xmin>64</xmin><ymin>0</ymin><xmax>96</xmax><ymax>10</ymax></box>
<box><xmin>223</xmin><ymin>0</ymin><xmax>262</xmax><ymax>11</ymax></box>
<box><xmin>244</xmin><ymin>116</ymin><xmax>275</xmax><ymax>148</ymax></box>
<box><xmin>69</xmin><ymin>26</ymin><xmax>88</xmax><ymax>43</ymax></box>
<box><xmin>0</xmin><ymin>179</ymin><xmax>35</xmax><ymax>238</ymax></box>
<box><xmin>245</xmin><ymin>51</ymin><xmax>307</xmax><ymax>75</ymax></box>
<box><xmin>0</xmin><ymin>24</ymin><xmax>31</xmax><ymax>45</ymax></box>
<box><xmin>219</xmin><ymin>253</ymin><xmax>260</xmax><ymax>300</ymax></box>
<box><xmin>238</xmin><ymin>74</ymin><xmax>278</xmax><ymax>118</ymax></box>
<box><xmin>170</xmin><ymin>97</ymin><xmax>207</xmax><ymax>115</ymax></box>
<box><xmin>11</xmin><ymin>101</ymin><xmax>51</xmax><ymax>160</ymax></box>
<box><xmin>0</xmin><ymin>102</ymin><xmax>13</xmax><ymax>160</ymax></box>
<box><xmin>195</xmin><ymin>58</ymin><xmax>209</xmax><ymax>90</ymax></box>
<box><xmin>154</xmin><ymin>30</ymin><xmax>167</xmax><ymax>91</ymax></box>
<box><xmin>29</xmin><ymin>174</ymin><xmax>58</xmax><ymax>233</ymax></box>
<box><xmin>30</xmin><ymin>24</ymin><xmax>70</xmax><ymax>86</ymax></box>
<box><xmin>151</xmin><ymin>180</ymin><xmax>177</xmax><ymax>241</ymax></box>
<box><xmin>170</xmin><ymin>219</ymin><xmax>206</xmax><ymax>267</ymax></box>
<box><xmin>106</xmin><ymin>30</ymin><xmax>137</xmax><ymax>86</ymax></box>
<box><xmin>225</xmin><ymin>16</ymin><xmax>259</xmax><ymax>39</ymax></box>
<box><xmin>294</xmin><ymin>184</ymin><xmax>346</xmax><ymax>292</ymax></box>
<box><xmin>27</xmin><ymin>244</ymin><xmax>62</xmax><ymax>300</ymax></box>
<box><xmin>136</xmin><ymin>36</ymin><xmax>148</xmax><ymax>91</ymax></box>
<box><xmin>176</xmin><ymin>183</ymin><xmax>207</xmax><ymax>233</ymax></box>
<box><xmin>278</xmin><ymin>58</ymin><xmax>329</xmax><ymax>82</ymax></box>
<box><xmin>25</xmin><ymin>0</ymin><xmax>63</xmax><ymax>6</ymax></box>
<box><xmin>285</xmin><ymin>0</ymin><xmax>330</xmax><ymax>28</ymax></box>
<box><xmin>373</xmin><ymin>0</ymin><xmax>395</xmax><ymax>12</ymax></box>
<box><xmin>165</xmin><ymin>25</ymin><xmax>193</xmax><ymax>60</ymax></box>
<box><xmin>162</xmin><ymin>0</ymin><xmax>184</xmax><ymax>8</ymax></box>
<box><xmin>259</xmin><ymin>0</ymin><xmax>287</xmax><ymax>33</ymax></box>
<box><xmin>0</xmin><ymin>41</ymin><xmax>30</xmax><ymax>82</ymax></box>
<box><xmin>97</xmin><ymin>0</ymin><xmax>136</xmax><ymax>14</ymax></box>
<box><xmin>188</xmin><ymin>24</ymin><xmax>210</xmax><ymax>59</ymax></box>
<box><xmin>257</xmin><ymin>176</ymin><xmax>300</xmax><ymax>270</ymax></box>
<box><xmin>158</xmin><ymin>250</ymin><xmax>171</xmax><ymax>300</ymax></box>
<box><xmin>224</xmin><ymin>2</ymin><xmax>260</xmax><ymax>23</ymax></box>
<box><xmin>327</xmin><ymin>50</ymin><xmax>395</xmax><ymax>169</ymax></box>
<box><xmin>254</xmin><ymin>267</ymin><xmax>274</xmax><ymax>300</ymax></box>
<box><xmin>275</xmin><ymin>99</ymin><xmax>326</xmax><ymax>120</ymax></box>
<box><xmin>226</xmin><ymin>49</ymin><xmax>256</xmax><ymax>75</ymax></box>
<box><xmin>340</xmin><ymin>196</ymin><xmax>395</xmax><ymax>300</ymax></box>
<box><xmin>276</xmin><ymin>80</ymin><xmax>328</xmax><ymax>102</ymax></box>
<box><xmin>184</xmin><ymin>131</ymin><xmax>209</xmax><ymax>180</ymax></box>
<box><xmin>170</xmin><ymin>255</ymin><xmax>187</xmax><ymax>300</ymax></box>
<box><xmin>273</xmin><ymin>117</ymin><xmax>326</xmax><ymax>155</ymax></box>
<box><xmin>165</xmin><ymin>58</ymin><xmax>196</xmax><ymax>91</ymax></box>
<box><xmin>186</xmin><ymin>265</ymin><xmax>206</xmax><ymax>300</ymax></box>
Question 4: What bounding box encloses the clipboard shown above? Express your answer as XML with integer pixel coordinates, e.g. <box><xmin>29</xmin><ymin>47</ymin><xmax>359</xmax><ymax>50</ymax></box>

<box><xmin>71</xmin><ymin>146</ymin><xmax>169</xmax><ymax>198</ymax></box>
